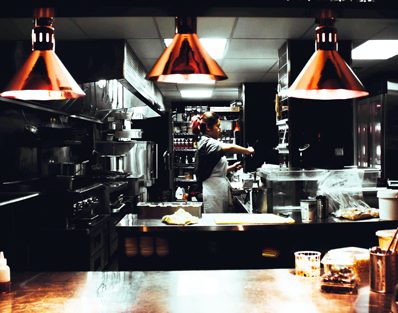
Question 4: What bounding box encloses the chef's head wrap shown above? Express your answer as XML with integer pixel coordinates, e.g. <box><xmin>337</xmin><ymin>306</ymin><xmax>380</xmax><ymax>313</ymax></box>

<box><xmin>191</xmin><ymin>111</ymin><xmax>219</xmax><ymax>135</ymax></box>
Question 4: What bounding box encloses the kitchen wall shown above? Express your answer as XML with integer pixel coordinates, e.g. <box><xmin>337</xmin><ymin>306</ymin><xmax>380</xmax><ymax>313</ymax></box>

<box><xmin>244</xmin><ymin>82</ymin><xmax>279</xmax><ymax>172</ymax></box>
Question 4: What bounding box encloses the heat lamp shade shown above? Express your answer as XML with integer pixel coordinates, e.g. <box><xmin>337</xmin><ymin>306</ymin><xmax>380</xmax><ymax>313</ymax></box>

<box><xmin>287</xmin><ymin>49</ymin><xmax>369</xmax><ymax>100</ymax></box>
<box><xmin>146</xmin><ymin>33</ymin><xmax>227</xmax><ymax>84</ymax></box>
<box><xmin>0</xmin><ymin>50</ymin><xmax>85</xmax><ymax>100</ymax></box>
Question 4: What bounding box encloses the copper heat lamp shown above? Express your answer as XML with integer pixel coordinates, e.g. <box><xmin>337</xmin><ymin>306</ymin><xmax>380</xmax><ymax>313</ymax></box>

<box><xmin>0</xmin><ymin>8</ymin><xmax>85</xmax><ymax>100</ymax></box>
<box><xmin>287</xmin><ymin>16</ymin><xmax>368</xmax><ymax>100</ymax></box>
<box><xmin>146</xmin><ymin>17</ymin><xmax>227</xmax><ymax>84</ymax></box>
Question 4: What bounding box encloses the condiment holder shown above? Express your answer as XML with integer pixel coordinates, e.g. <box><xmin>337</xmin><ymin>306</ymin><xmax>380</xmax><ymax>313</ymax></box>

<box><xmin>370</xmin><ymin>227</ymin><xmax>398</xmax><ymax>293</ymax></box>
<box><xmin>294</xmin><ymin>251</ymin><xmax>321</xmax><ymax>277</ymax></box>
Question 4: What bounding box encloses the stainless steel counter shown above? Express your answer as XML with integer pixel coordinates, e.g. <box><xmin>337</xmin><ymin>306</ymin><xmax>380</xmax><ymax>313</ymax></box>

<box><xmin>116</xmin><ymin>213</ymin><xmax>398</xmax><ymax>271</ymax></box>
<box><xmin>0</xmin><ymin>269</ymin><xmax>391</xmax><ymax>313</ymax></box>
<box><xmin>116</xmin><ymin>213</ymin><xmax>397</xmax><ymax>232</ymax></box>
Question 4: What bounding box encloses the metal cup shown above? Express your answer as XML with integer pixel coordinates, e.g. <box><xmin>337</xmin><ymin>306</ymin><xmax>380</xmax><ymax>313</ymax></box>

<box><xmin>300</xmin><ymin>199</ymin><xmax>316</xmax><ymax>222</ymax></box>
<box><xmin>370</xmin><ymin>248</ymin><xmax>398</xmax><ymax>293</ymax></box>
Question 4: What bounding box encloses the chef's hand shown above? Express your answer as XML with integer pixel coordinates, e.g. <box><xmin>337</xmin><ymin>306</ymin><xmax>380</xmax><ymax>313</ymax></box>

<box><xmin>231</xmin><ymin>161</ymin><xmax>242</xmax><ymax>171</ymax></box>
<box><xmin>247</xmin><ymin>146</ymin><xmax>255</xmax><ymax>155</ymax></box>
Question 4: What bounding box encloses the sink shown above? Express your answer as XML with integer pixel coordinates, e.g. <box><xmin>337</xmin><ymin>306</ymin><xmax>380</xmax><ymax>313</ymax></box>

<box><xmin>0</xmin><ymin>192</ymin><xmax>40</xmax><ymax>207</ymax></box>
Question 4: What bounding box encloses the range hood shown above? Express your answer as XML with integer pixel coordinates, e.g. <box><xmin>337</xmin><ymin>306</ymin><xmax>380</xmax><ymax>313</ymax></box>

<box><xmin>54</xmin><ymin>39</ymin><xmax>164</xmax><ymax>120</ymax></box>
<box><xmin>0</xmin><ymin>39</ymin><xmax>164</xmax><ymax>120</ymax></box>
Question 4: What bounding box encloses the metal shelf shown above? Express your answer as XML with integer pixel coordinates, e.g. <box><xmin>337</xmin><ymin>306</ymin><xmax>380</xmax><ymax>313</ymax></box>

<box><xmin>173</xmin><ymin>120</ymin><xmax>191</xmax><ymax>124</ymax></box>
<box><xmin>174</xmin><ymin>133</ymin><xmax>196</xmax><ymax>137</ymax></box>
<box><xmin>174</xmin><ymin>149</ymin><xmax>196</xmax><ymax>152</ymax></box>
<box><xmin>0</xmin><ymin>97</ymin><xmax>103</xmax><ymax>124</ymax></box>
<box><xmin>175</xmin><ymin>178</ymin><xmax>197</xmax><ymax>183</ymax></box>
<box><xmin>174</xmin><ymin>164</ymin><xmax>195</xmax><ymax>169</ymax></box>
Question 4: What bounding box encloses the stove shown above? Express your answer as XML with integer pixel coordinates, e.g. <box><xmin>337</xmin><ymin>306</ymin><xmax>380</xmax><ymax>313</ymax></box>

<box><xmin>40</xmin><ymin>181</ymin><xmax>106</xmax><ymax>229</ymax></box>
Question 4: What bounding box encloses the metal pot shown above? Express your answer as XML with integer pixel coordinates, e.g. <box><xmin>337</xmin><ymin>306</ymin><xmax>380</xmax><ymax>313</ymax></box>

<box><xmin>99</xmin><ymin>155</ymin><xmax>126</xmax><ymax>173</ymax></box>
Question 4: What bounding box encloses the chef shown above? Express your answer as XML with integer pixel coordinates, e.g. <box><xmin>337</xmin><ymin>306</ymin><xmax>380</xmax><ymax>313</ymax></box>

<box><xmin>192</xmin><ymin>112</ymin><xmax>254</xmax><ymax>213</ymax></box>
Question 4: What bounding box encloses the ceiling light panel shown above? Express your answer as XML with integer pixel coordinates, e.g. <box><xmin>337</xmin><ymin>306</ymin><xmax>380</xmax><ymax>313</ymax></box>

<box><xmin>352</xmin><ymin>40</ymin><xmax>398</xmax><ymax>60</ymax></box>
<box><xmin>164</xmin><ymin>38</ymin><xmax>227</xmax><ymax>59</ymax></box>
<box><xmin>180</xmin><ymin>89</ymin><xmax>213</xmax><ymax>98</ymax></box>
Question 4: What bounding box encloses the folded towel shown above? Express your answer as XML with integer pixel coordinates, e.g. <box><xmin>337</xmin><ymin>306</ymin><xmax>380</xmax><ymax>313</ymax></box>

<box><xmin>161</xmin><ymin>208</ymin><xmax>199</xmax><ymax>225</ymax></box>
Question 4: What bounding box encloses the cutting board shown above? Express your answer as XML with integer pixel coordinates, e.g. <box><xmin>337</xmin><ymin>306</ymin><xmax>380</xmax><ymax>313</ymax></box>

<box><xmin>213</xmin><ymin>213</ymin><xmax>295</xmax><ymax>225</ymax></box>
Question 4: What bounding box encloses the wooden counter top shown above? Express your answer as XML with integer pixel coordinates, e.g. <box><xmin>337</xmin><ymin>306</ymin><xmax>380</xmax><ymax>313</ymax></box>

<box><xmin>0</xmin><ymin>269</ymin><xmax>391</xmax><ymax>313</ymax></box>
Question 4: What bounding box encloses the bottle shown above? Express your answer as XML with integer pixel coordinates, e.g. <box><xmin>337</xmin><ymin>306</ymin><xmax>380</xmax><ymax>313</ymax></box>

<box><xmin>0</xmin><ymin>251</ymin><xmax>11</xmax><ymax>292</ymax></box>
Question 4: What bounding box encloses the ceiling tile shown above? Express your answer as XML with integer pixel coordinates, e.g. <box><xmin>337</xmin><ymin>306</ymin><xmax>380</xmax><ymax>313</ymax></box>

<box><xmin>127</xmin><ymin>39</ymin><xmax>163</xmax><ymax>59</ymax></box>
<box><xmin>56</xmin><ymin>18</ymin><xmax>88</xmax><ymax>40</ymax></box>
<box><xmin>155</xmin><ymin>83</ymin><xmax>179</xmax><ymax>91</ymax></box>
<box><xmin>1</xmin><ymin>19</ymin><xmax>30</xmax><ymax>40</ymax></box>
<box><xmin>225</xmin><ymin>39</ymin><xmax>284</xmax><ymax>58</ymax></box>
<box><xmin>198</xmin><ymin>17</ymin><xmax>236</xmax><ymax>38</ymax></box>
<box><xmin>351</xmin><ymin>59</ymin><xmax>380</xmax><ymax>70</ymax></box>
<box><xmin>233</xmin><ymin>17</ymin><xmax>314</xmax><ymax>39</ymax></box>
<box><xmin>215</xmin><ymin>81</ymin><xmax>241</xmax><ymax>88</ymax></box>
<box><xmin>155</xmin><ymin>17</ymin><xmax>175</xmax><ymax>38</ymax></box>
<box><xmin>370</xmin><ymin>23</ymin><xmax>398</xmax><ymax>39</ymax></box>
<box><xmin>336</xmin><ymin>18</ymin><xmax>398</xmax><ymax>40</ymax></box>
<box><xmin>268</xmin><ymin>61</ymin><xmax>279</xmax><ymax>73</ymax></box>
<box><xmin>222</xmin><ymin>58</ymin><xmax>277</xmax><ymax>72</ymax></box>
<box><xmin>74</xmin><ymin>17</ymin><xmax>158</xmax><ymax>39</ymax></box>
<box><xmin>139</xmin><ymin>58</ymin><xmax>158</xmax><ymax>72</ymax></box>
<box><xmin>212</xmin><ymin>92</ymin><xmax>239</xmax><ymax>100</ymax></box>
<box><xmin>224</xmin><ymin>72</ymin><xmax>266</xmax><ymax>83</ymax></box>
<box><xmin>261</xmin><ymin>72</ymin><xmax>278</xmax><ymax>82</ymax></box>
<box><xmin>161</xmin><ymin>90</ymin><xmax>181</xmax><ymax>98</ymax></box>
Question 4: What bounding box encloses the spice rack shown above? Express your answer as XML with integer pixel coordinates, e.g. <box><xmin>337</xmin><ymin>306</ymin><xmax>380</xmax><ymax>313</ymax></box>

<box><xmin>171</xmin><ymin>106</ymin><xmax>207</xmax><ymax>200</ymax></box>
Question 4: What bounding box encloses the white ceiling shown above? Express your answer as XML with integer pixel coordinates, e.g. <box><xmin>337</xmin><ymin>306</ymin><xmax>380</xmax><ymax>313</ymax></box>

<box><xmin>1</xmin><ymin>16</ymin><xmax>398</xmax><ymax>102</ymax></box>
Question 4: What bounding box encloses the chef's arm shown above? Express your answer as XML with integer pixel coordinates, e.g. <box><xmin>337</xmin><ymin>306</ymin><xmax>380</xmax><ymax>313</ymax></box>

<box><xmin>221</xmin><ymin>144</ymin><xmax>254</xmax><ymax>155</ymax></box>
<box><xmin>227</xmin><ymin>161</ymin><xmax>242</xmax><ymax>173</ymax></box>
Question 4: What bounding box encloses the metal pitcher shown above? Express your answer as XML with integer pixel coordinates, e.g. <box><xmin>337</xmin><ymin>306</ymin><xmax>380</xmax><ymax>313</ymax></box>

<box><xmin>370</xmin><ymin>248</ymin><xmax>398</xmax><ymax>293</ymax></box>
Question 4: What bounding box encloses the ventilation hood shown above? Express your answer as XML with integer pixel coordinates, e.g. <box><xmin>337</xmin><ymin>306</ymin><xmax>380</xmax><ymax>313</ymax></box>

<box><xmin>0</xmin><ymin>39</ymin><xmax>164</xmax><ymax>120</ymax></box>
<box><xmin>54</xmin><ymin>39</ymin><xmax>165</xmax><ymax>120</ymax></box>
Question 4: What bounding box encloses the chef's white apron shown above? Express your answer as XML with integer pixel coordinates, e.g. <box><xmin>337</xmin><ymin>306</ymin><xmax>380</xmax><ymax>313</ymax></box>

<box><xmin>203</xmin><ymin>156</ymin><xmax>231</xmax><ymax>213</ymax></box>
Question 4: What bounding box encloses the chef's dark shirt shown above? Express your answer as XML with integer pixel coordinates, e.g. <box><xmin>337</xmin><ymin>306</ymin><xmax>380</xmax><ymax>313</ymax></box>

<box><xmin>194</xmin><ymin>135</ymin><xmax>225</xmax><ymax>183</ymax></box>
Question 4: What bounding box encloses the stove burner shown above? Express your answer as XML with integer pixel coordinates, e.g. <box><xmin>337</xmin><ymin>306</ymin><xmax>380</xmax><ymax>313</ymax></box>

<box><xmin>74</xmin><ymin>214</ymin><xmax>100</xmax><ymax>227</ymax></box>
<box><xmin>93</xmin><ymin>171</ymin><xmax>129</xmax><ymax>182</ymax></box>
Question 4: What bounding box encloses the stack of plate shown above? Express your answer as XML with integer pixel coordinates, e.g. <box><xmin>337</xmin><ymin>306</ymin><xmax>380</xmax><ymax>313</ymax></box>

<box><xmin>124</xmin><ymin>237</ymin><xmax>138</xmax><ymax>257</ymax></box>
<box><xmin>155</xmin><ymin>237</ymin><xmax>169</xmax><ymax>257</ymax></box>
<box><xmin>139</xmin><ymin>236</ymin><xmax>154</xmax><ymax>257</ymax></box>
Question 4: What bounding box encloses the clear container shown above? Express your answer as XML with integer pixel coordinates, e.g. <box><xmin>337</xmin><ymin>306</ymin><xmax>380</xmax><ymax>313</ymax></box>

<box><xmin>322</xmin><ymin>247</ymin><xmax>370</xmax><ymax>281</ymax></box>
<box><xmin>257</xmin><ymin>168</ymin><xmax>328</xmax><ymax>209</ymax></box>
<box><xmin>362</xmin><ymin>168</ymin><xmax>380</xmax><ymax>188</ymax></box>
<box><xmin>294</xmin><ymin>251</ymin><xmax>321</xmax><ymax>277</ymax></box>
<box><xmin>321</xmin><ymin>253</ymin><xmax>358</xmax><ymax>294</ymax></box>
<box><xmin>376</xmin><ymin>229</ymin><xmax>397</xmax><ymax>250</ymax></box>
